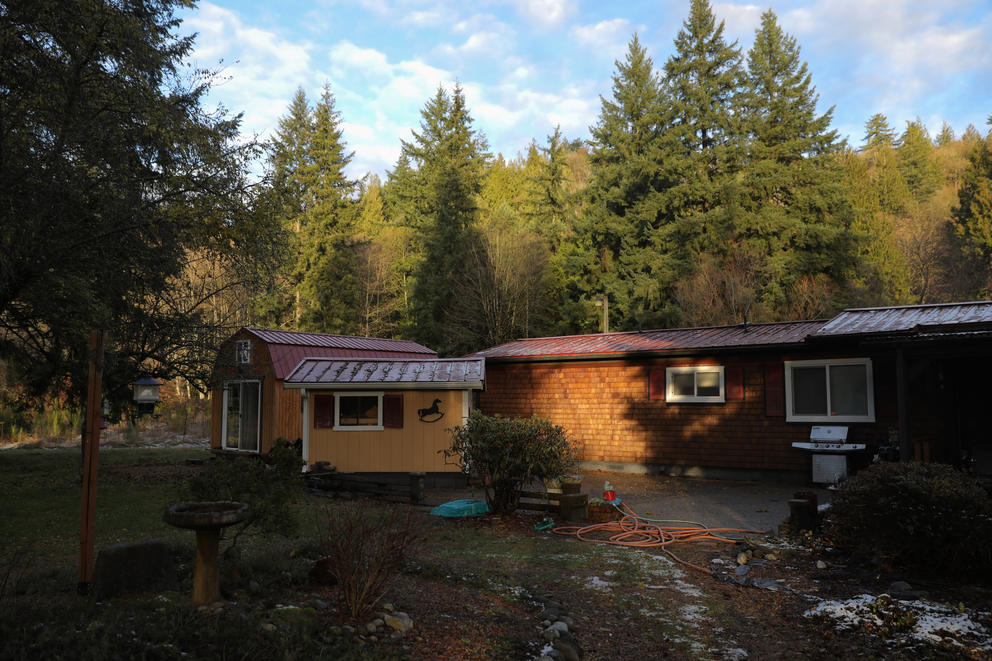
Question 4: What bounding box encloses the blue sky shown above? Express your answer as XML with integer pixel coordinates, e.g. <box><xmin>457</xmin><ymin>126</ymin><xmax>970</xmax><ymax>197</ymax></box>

<box><xmin>179</xmin><ymin>0</ymin><xmax>992</xmax><ymax>179</ymax></box>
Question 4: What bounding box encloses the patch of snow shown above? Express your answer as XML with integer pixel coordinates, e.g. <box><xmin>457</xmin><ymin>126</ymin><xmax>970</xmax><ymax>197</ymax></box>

<box><xmin>583</xmin><ymin>575</ymin><xmax>613</xmax><ymax>591</ymax></box>
<box><xmin>680</xmin><ymin>604</ymin><xmax>708</xmax><ymax>624</ymax></box>
<box><xmin>805</xmin><ymin>594</ymin><xmax>992</xmax><ymax>652</ymax></box>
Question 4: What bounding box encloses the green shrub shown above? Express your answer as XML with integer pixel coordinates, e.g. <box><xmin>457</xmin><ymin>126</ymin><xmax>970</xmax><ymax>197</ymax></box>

<box><xmin>826</xmin><ymin>462</ymin><xmax>992</xmax><ymax>578</ymax></box>
<box><xmin>444</xmin><ymin>411</ymin><xmax>577</xmax><ymax>514</ymax></box>
<box><xmin>318</xmin><ymin>504</ymin><xmax>418</xmax><ymax>618</ymax></box>
<box><xmin>181</xmin><ymin>440</ymin><xmax>303</xmax><ymax>546</ymax></box>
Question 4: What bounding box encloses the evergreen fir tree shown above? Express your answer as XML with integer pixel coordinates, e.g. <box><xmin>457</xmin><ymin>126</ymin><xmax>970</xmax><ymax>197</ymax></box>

<box><xmin>936</xmin><ymin>122</ymin><xmax>956</xmax><ymax>146</ymax></box>
<box><xmin>896</xmin><ymin>119</ymin><xmax>941</xmax><ymax>203</ymax></box>
<box><xmin>399</xmin><ymin>84</ymin><xmax>490</xmax><ymax>354</ymax></box>
<box><xmin>661</xmin><ymin>0</ymin><xmax>746</xmax><ymax>269</ymax></box>
<box><xmin>864</xmin><ymin>113</ymin><xmax>897</xmax><ymax>148</ymax></box>
<box><xmin>963</xmin><ymin>124</ymin><xmax>983</xmax><ymax>143</ymax></box>
<box><xmin>737</xmin><ymin>9</ymin><xmax>851</xmax><ymax>314</ymax></box>
<box><xmin>954</xmin><ymin>136</ymin><xmax>992</xmax><ymax>282</ymax></box>
<box><xmin>259</xmin><ymin>88</ymin><xmax>313</xmax><ymax>327</ymax></box>
<box><xmin>580</xmin><ymin>34</ymin><xmax>675</xmax><ymax>330</ymax></box>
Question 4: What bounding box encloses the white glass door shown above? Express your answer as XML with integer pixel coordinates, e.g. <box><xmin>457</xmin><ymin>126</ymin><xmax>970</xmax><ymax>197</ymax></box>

<box><xmin>223</xmin><ymin>381</ymin><xmax>260</xmax><ymax>451</ymax></box>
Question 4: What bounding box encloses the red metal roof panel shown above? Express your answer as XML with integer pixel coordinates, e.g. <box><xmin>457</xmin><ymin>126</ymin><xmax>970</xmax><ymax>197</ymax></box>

<box><xmin>240</xmin><ymin>328</ymin><xmax>436</xmax><ymax>379</ymax></box>
<box><xmin>245</xmin><ymin>327</ymin><xmax>435</xmax><ymax>354</ymax></box>
<box><xmin>469</xmin><ymin>320</ymin><xmax>828</xmax><ymax>360</ymax></box>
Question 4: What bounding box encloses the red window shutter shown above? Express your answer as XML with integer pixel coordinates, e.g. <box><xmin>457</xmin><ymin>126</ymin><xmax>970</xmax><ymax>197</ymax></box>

<box><xmin>765</xmin><ymin>363</ymin><xmax>785</xmax><ymax>417</ymax></box>
<box><xmin>313</xmin><ymin>394</ymin><xmax>334</xmax><ymax>428</ymax></box>
<box><xmin>726</xmin><ymin>366</ymin><xmax>744</xmax><ymax>401</ymax></box>
<box><xmin>383</xmin><ymin>394</ymin><xmax>403</xmax><ymax>428</ymax></box>
<box><xmin>649</xmin><ymin>370</ymin><xmax>665</xmax><ymax>400</ymax></box>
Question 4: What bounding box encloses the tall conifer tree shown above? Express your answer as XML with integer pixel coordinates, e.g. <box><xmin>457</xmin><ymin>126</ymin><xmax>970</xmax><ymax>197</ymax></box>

<box><xmin>737</xmin><ymin>9</ymin><xmax>851</xmax><ymax>314</ymax></box>
<box><xmin>399</xmin><ymin>84</ymin><xmax>490</xmax><ymax>353</ymax></box>
<box><xmin>579</xmin><ymin>34</ymin><xmax>676</xmax><ymax>330</ymax></box>
<box><xmin>296</xmin><ymin>84</ymin><xmax>358</xmax><ymax>332</ymax></box>
<box><xmin>661</xmin><ymin>0</ymin><xmax>746</xmax><ymax>280</ymax></box>
<box><xmin>897</xmin><ymin>119</ymin><xmax>941</xmax><ymax>203</ymax></box>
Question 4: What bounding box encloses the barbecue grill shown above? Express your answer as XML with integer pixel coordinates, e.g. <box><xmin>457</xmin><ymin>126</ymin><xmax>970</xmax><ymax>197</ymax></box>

<box><xmin>791</xmin><ymin>426</ymin><xmax>866</xmax><ymax>483</ymax></box>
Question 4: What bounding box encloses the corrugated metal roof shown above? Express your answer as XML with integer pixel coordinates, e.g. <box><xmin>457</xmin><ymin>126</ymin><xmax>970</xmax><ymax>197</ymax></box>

<box><xmin>813</xmin><ymin>301</ymin><xmax>992</xmax><ymax>337</ymax></box>
<box><xmin>470</xmin><ymin>320</ymin><xmax>828</xmax><ymax>360</ymax></box>
<box><xmin>241</xmin><ymin>328</ymin><xmax>437</xmax><ymax>379</ymax></box>
<box><xmin>284</xmin><ymin>358</ymin><xmax>485</xmax><ymax>388</ymax></box>
<box><xmin>245</xmin><ymin>327</ymin><xmax>435</xmax><ymax>354</ymax></box>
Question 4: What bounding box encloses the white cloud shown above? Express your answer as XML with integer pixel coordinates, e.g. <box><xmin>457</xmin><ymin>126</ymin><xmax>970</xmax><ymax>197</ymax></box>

<box><xmin>571</xmin><ymin>18</ymin><xmax>633</xmax><ymax>58</ymax></box>
<box><xmin>511</xmin><ymin>0</ymin><xmax>576</xmax><ymax>26</ymax></box>
<box><xmin>777</xmin><ymin>0</ymin><xmax>992</xmax><ymax>134</ymax></box>
<box><xmin>182</xmin><ymin>3</ymin><xmax>316</xmax><ymax>142</ymax></box>
<box><xmin>712</xmin><ymin>2</ymin><xmax>763</xmax><ymax>41</ymax></box>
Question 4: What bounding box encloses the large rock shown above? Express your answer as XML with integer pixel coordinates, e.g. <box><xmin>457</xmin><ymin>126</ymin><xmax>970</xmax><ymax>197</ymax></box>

<box><xmin>92</xmin><ymin>540</ymin><xmax>178</xmax><ymax>600</ymax></box>
<box><xmin>384</xmin><ymin>612</ymin><xmax>414</xmax><ymax>634</ymax></box>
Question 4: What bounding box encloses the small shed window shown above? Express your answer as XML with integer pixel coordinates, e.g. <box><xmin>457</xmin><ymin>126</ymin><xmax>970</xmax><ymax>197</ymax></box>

<box><xmin>334</xmin><ymin>392</ymin><xmax>384</xmax><ymax>431</ymax></box>
<box><xmin>665</xmin><ymin>366</ymin><xmax>725</xmax><ymax>403</ymax></box>
<box><xmin>313</xmin><ymin>394</ymin><xmax>334</xmax><ymax>429</ymax></box>
<box><xmin>235</xmin><ymin>340</ymin><xmax>251</xmax><ymax>364</ymax></box>
<box><xmin>784</xmin><ymin>358</ymin><xmax>875</xmax><ymax>423</ymax></box>
<box><xmin>383</xmin><ymin>394</ymin><xmax>403</xmax><ymax>428</ymax></box>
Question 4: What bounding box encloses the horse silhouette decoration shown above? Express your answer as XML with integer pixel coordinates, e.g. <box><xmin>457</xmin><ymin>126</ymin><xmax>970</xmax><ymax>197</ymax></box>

<box><xmin>417</xmin><ymin>398</ymin><xmax>444</xmax><ymax>423</ymax></box>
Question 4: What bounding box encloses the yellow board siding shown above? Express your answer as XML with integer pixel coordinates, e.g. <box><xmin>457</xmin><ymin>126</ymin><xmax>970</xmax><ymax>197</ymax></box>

<box><xmin>309</xmin><ymin>389</ymin><xmax>464</xmax><ymax>472</ymax></box>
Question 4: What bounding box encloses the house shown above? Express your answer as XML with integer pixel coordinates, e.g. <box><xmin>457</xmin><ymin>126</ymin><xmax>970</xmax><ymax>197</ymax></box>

<box><xmin>473</xmin><ymin>301</ymin><xmax>992</xmax><ymax>481</ymax></box>
<box><xmin>209</xmin><ymin>327</ymin><xmax>484</xmax><ymax>477</ymax></box>
<box><xmin>210</xmin><ymin>327</ymin><xmax>437</xmax><ymax>456</ymax></box>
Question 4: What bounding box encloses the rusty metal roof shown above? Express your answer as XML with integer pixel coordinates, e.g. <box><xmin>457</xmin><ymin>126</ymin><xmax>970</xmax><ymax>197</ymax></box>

<box><xmin>241</xmin><ymin>328</ymin><xmax>437</xmax><ymax>379</ymax></box>
<box><xmin>812</xmin><ymin>301</ymin><xmax>992</xmax><ymax>337</ymax></box>
<box><xmin>284</xmin><ymin>358</ymin><xmax>485</xmax><ymax>389</ymax></box>
<box><xmin>470</xmin><ymin>320</ymin><xmax>828</xmax><ymax>361</ymax></box>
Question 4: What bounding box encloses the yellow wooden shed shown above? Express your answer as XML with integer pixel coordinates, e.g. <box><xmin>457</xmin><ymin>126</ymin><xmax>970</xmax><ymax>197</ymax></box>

<box><xmin>282</xmin><ymin>357</ymin><xmax>486</xmax><ymax>475</ymax></box>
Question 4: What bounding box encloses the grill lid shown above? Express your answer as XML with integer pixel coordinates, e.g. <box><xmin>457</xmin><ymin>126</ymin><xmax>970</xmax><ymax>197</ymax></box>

<box><xmin>809</xmin><ymin>426</ymin><xmax>848</xmax><ymax>442</ymax></box>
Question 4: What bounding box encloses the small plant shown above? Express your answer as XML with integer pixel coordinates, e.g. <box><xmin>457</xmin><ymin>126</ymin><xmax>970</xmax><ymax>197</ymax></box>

<box><xmin>826</xmin><ymin>462</ymin><xmax>992</xmax><ymax>578</ymax></box>
<box><xmin>318</xmin><ymin>503</ymin><xmax>418</xmax><ymax>618</ymax></box>
<box><xmin>181</xmin><ymin>439</ymin><xmax>304</xmax><ymax>547</ymax></box>
<box><xmin>443</xmin><ymin>411</ymin><xmax>577</xmax><ymax>514</ymax></box>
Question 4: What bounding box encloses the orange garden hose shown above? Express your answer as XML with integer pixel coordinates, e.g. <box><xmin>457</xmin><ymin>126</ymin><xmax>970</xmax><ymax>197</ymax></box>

<box><xmin>552</xmin><ymin>501</ymin><xmax>763</xmax><ymax>575</ymax></box>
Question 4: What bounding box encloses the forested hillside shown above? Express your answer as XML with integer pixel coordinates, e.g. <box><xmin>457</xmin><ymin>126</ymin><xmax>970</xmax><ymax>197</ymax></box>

<box><xmin>248</xmin><ymin>1</ymin><xmax>992</xmax><ymax>357</ymax></box>
<box><xmin>2</xmin><ymin>0</ymin><xmax>991</xmax><ymax>407</ymax></box>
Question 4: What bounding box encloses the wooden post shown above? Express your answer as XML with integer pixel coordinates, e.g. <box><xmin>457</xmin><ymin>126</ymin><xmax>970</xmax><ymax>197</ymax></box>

<box><xmin>78</xmin><ymin>330</ymin><xmax>104</xmax><ymax>595</ymax></box>
<box><xmin>191</xmin><ymin>529</ymin><xmax>221</xmax><ymax>605</ymax></box>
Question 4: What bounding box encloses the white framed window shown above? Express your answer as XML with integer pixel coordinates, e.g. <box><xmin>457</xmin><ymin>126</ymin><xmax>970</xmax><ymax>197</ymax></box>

<box><xmin>666</xmin><ymin>366</ymin><xmax>725</xmax><ymax>403</ymax></box>
<box><xmin>333</xmin><ymin>392</ymin><xmax>384</xmax><ymax>431</ymax></box>
<box><xmin>235</xmin><ymin>340</ymin><xmax>251</xmax><ymax>364</ymax></box>
<box><xmin>784</xmin><ymin>358</ymin><xmax>875</xmax><ymax>423</ymax></box>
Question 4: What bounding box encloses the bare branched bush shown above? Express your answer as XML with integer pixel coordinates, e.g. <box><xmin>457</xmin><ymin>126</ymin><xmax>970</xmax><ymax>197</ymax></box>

<box><xmin>318</xmin><ymin>504</ymin><xmax>418</xmax><ymax>618</ymax></box>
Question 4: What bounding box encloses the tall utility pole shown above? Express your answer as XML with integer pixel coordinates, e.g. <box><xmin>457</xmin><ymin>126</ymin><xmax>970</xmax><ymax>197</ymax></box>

<box><xmin>78</xmin><ymin>330</ymin><xmax>104</xmax><ymax>595</ymax></box>
<box><xmin>595</xmin><ymin>294</ymin><xmax>609</xmax><ymax>333</ymax></box>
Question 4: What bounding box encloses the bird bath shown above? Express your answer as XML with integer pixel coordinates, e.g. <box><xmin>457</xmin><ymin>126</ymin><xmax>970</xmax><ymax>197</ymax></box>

<box><xmin>163</xmin><ymin>501</ymin><xmax>250</xmax><ymax>605</ymax></box>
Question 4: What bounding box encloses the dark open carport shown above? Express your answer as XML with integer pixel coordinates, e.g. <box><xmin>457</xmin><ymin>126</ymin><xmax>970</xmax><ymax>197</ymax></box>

<box><xmin>806</xmin><ymin>302</ymin><xmax>992</xmax><ymax>474</ymax></box>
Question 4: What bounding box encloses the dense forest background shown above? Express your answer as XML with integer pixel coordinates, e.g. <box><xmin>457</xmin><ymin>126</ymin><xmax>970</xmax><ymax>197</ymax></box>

<box><xmin>3</xmin><ymin>0</ymin><xmax>992</xmax><ymax>408</ymax></box>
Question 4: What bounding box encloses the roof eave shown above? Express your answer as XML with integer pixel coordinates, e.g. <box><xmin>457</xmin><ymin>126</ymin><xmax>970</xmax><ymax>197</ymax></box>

<box><xmin>284</xmin><ymin>381</ymin><xmax>484</xmax><ymax>391</ymax></box>
<box><xmin>481</xmin><ymin>341</ymin><xmax>816</xmax><ymax>363</ymax></box>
